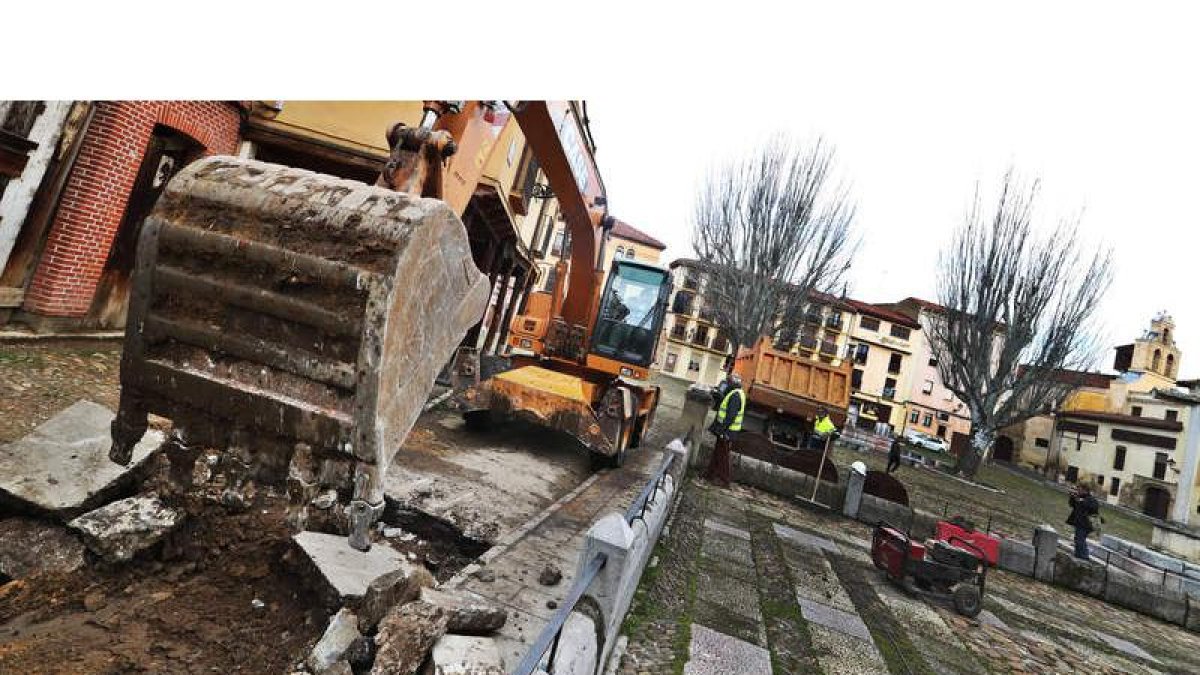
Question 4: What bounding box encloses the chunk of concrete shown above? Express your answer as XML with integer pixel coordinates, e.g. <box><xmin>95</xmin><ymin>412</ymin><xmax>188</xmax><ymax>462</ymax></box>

<box><xmin>1032</xmin><ymin>525</ymin><xmax>1058</xmax><ymax>583</ymax></box>
<box><xmin>293</xmin><ymin>531</ymin><xmax>407</xmax><ymax>605</ymax></box>
<box><xmin>421</xmin><ymin>587</ymin><xmax>508</xmax><ymax>635</ymax></box>
<box><xmin>0</xmin><ymin>401</ymin><xmax>163</xmax><ymax>520</ymax></box>
<box><xmin>0</xmin><ymin>517</ymin><xmax>87</xmax><ymax>578</ymax></box>
<box><xmin>357</xmin><ymin>564</ymin><xmax>436</xmax><ymax>632</ymax></box>
<box><xmin>1051</xmin><ymin>550</ymin><xmax>1106</xmax><ymax>598</ymax></box>
<box><xmin>68</xmin><ymin>494</ymin><xmax>184</xmax><ymax>563</ymax></box>
<box><xmin>307</xmin><ymin>608</ymin><xmax>362</xmax><ymax>675</ymax></box>
<box><xmin>371</xmin><ymin>600</ymin><xmax>448</xmax><ymax>675</ymax></box>
<box><xmin>997</xmin><ymin>537</ymin><xmax>1035</xmax><ymax>577</ymax></box>
<box><xmin>428</xmin><ymin>634</ymin><xmax>504</xmax><ymax>675</ymax></box>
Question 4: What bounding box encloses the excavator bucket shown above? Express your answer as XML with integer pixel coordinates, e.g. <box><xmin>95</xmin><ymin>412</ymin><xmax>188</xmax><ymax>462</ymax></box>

<box><xmin>109</xmin><ymin>156</ymin><xmax>490</xmax><ymax>548</ymax></box>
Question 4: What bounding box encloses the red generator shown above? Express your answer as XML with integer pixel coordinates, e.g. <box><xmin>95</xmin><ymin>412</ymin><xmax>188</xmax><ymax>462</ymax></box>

<box><xmin>871</xmin><ymin>521</ymin><xmax>987</xmax><ymax>617</ymax></box>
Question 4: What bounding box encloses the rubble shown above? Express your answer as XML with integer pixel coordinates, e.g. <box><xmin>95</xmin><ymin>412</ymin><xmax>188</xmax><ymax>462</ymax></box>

<box><xmin>307</xmin><ymin>608</ymin><xmax>362</xmax><ymax>675</ymax></box>
<box><xmin>427</xmin><ymin>635</ymin><xmax>505</xmax><ymax>675</ymax></box>
<box><xmin>0</xmin><ymin>517</ymin><xmax>87</xmax><ymax>578</ymax></box>
<box><xmin>420</xmin><ymin>588</ymin><xmax>508</xmax><ymax>635</ymax></box>
<box><xmin>292</xmin><ymin>531</ymin><xmax>408</xmax><ymax>605</ymax></box>
<box><xmin>371</xmin><ymin>600</ymin><xmax>448</xmax><ymax>675</ymax></box>
<box><xmin>358</xmin><ymin>565</ymin><xmax>436</xmax><ymax>632</ymax></box>
<box><xmin>0</xmin><ymin>400</ymin><xmax>163</xmax><ymax>520</ymax></box>
<box><xmin>67</xmin><ymin>494</ymin><xmax>185</xmax><ymax>563</ymax></box>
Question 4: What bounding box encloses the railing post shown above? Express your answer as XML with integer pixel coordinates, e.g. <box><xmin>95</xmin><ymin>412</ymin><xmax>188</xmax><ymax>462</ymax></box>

<box><xmin>580</xmin><ymin>513</ymin><xmax>635</xmax><ymax>668</ymax></box>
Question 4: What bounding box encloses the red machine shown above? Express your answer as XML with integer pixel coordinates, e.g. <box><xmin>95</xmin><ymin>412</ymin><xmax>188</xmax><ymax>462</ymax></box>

<box><xmin>871</xmin><ymin>521</ymin><xmax>988</xmax><ymax>617</ymax></box>
<box><xmin>935</xmin><ymin>520</ymin><xmax>1000</xmax><ymax>567</ymax></box>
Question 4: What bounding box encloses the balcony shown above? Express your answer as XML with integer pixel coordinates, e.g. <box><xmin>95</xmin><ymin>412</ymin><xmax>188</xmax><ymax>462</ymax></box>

<box><xmin>797</xmin><ymin>335</ymin><xmax>818</xmax><ymax>352</ymax></box>
<box><xmin>670</xmin><ymin>325</ymin><xmax>686</xmax><ymax>341</ymax></box>
<box><xmin>682</xmin><ymin>276</ymin><xmax>700</xmax><ymax>291</ymax></box>
<box><xmin>882</xmin><ymin>387</ymin><xmax>896</xmax><ymax>400</ymax></box>
<box><xmin>824</xmin><ymin>315</ymin><xmax>844</xmax><ymax>331</ymax></box>
<box><xmin>698</xmin><ymin>309</ymin><xmax>718</xmax><ymax>324</ymax></box>
<box><xmin>819</xmin><ymin>340</ymin><xmax>838</xmax><ymax>356</ymax></box>
<box><xmin>803</xmin><ymin>312</ymin><xmax>823</xmax><ymax>325</ymax></box>
<box><xmin>712</xmin><ymin>336</ymin><xmax>730</xmax><ymax>352</ymax></box>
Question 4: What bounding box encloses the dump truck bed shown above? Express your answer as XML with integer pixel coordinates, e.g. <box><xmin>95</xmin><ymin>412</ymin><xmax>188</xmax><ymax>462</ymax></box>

<box><xmin>732</xmin><ymin>338</ymin><xmax>852</xmax><ymax>427</ymax></box>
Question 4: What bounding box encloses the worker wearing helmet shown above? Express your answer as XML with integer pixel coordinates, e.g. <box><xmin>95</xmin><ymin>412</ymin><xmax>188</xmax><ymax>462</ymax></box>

<box><xmin>809</xmin><ymin>407</ymin><xmax>839</xmax><ymax>449</ymax></box>
<box><xmin>705</xmin><ymin>371</ymin><xmax>745</xmax><ymax>488</ymax></box>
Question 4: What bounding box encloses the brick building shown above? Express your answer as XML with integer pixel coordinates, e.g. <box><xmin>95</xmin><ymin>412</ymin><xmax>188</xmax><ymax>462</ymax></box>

<box><xmin>6</xmin><ymin>101</ymin><xmax>243</xmax><ymax>329</ymax></box>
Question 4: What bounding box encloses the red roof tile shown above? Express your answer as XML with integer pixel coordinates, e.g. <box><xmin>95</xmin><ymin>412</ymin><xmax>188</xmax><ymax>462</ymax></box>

<box><xmin>609</xmin><ymin>218</ymin><xmax>666</xmax><ymax>250</ymax></box>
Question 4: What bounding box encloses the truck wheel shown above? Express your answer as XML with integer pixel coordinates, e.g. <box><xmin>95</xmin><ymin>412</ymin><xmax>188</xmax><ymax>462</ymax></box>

<box><xmin>952</xmin><ymin>584</ymin><xmax>982</xmax><ymax>617</ymax></box>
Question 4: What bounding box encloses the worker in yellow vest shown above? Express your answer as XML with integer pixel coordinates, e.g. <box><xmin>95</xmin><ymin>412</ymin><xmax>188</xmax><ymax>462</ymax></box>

<box><xmin>809</xmin><ymin>407</ymin><xmax>838</xmax><ymax>449</ymax></box>
<box><xmin>705</xmin><ymin>371</ymin><xmax>745</xmax><ymax>488</ymax></box>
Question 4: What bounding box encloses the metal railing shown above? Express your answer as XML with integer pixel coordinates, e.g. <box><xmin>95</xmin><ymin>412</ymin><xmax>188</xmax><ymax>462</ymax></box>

<box><xmin>513</xmin><ymin>452</ymin><xmax>676</xmax><ymax>675</ymax></box>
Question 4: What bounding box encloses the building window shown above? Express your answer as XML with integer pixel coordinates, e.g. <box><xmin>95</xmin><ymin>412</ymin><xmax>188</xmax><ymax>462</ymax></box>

<box><xmin>694</xmin><ymin>325</ymin><xmax>710</xmax><ymax>347</ymax></box>
<box><xmin>890</xmin><ymin>325</ymin><xmax>911</xmax><ymax>340</ymax></box>
<box><xmin>888</xmin><ymin>353</ymin><xmax>903</xmax><ymax>374</ymax></box>
<box><xmin>923</xmin><ymin>414</ymin><xmax>933</xmax><ymax>426</ymax></box>
<box><xmin>688</xmin><ymin>358</ymin><xmax>700</xmax><ymax>372</ymax></box>
<box><xmin>671</xmin><ymin>292</ymin><xmax>694</xmax><ymax>315</ymax></box>
<box><xmin>1113</xmin><ymin>445</ymin><xmax>1126</xmax><ymax>470</ymax></box>
<box><xmin>1154</xmin><ymin>452</ymin><xmax>1169</xmax><ymax>480</ymax></box>
<box><xmin>860</xmin><ymin>316</ymin><xmax>881</xmax><ymax>331</ymax></box>
<box><xmin>625</xmin><ymin>248</ymin><xmax>636</xmax><ymax>259</ymax></box>
<box><xmin>542</xmin><ymin>266</ymin><xmax>558</xmax><ymax>292</ymax></box>
<box><xmin>853</xmin><ymin>343</ymin><xmax>870</xmax><ymax>364</ymax></box>
<box><xmin>928</xmin><ymin>356</ymin><xmax>939</xmax><ymax>367</ymax></box>
<box><xmin>1110</xmin><ymin>477</ymin><xmax>1121</xmax><ymax>497</ymax></box>
<box><xmin>551</xmin><ymin>230</ymin><xmax>566</xmax><ymax>257</ymax></box>
<box><xmin>852</xmin><ymin>368</ymin><xmax>863</xmax><ymax>390</ymax></box>
<box><xmin>909</xmin><ymin>410</ymin><xmax>919</xmax><ymax>424</ymax></box>
<box><xmin>1035</xmin><ymin>437</ymin><xmax>1050</xmax><ymax>448</ymax></box>
<box><xmin>615</xmin><ymin>245</ymin><xmax>625</xmax><ymax>258</ymax></box>
<box><xmin>1167</xmin><ymin>354</ymin><xmax>1176</xmax><ymax>377</ymax></box>
<box><xmin>1097</xmin><ymin>475</ymin><xmax>1104</xmax><ymax>486</ymax></box>
<box><xmin>1131</xmin><ymin>406</ymin><xmax>1142</xmax><ymax>417</ymax></box>
<box><xmin>1152</xmin><ymin>349</ymin><xmax>1162</xmax><ymax>373</ymax></box>
<box><xmin>664</xmin><ymin>353</ymin><xmax>678</xmax><ymax>372</ymax></box>
<box><xmin>883</xmin><ymin>378</ymin><xmax>897</xmax><ymax>399</ymax></box>
<box><xmin>922</xmin><ymin>380</ymin><xmax>933</xmax><ymax>394</ymax></box>
<box><xmin>1166</xmin><ymin>409</ymin><xmax>1179</xmax><ymax>422</ymax></box>
<box><xmin>936</xmin><ymin>412</ymin><xmax>949</xmax><ymax>421</ymax></box>
<box><xmin>1065</xmin><ymin>466</ymin><xmax>1079</xmax><ymax>483</ymax></box>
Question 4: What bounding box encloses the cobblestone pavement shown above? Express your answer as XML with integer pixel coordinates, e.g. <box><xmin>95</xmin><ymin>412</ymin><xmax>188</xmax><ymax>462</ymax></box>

<box><xmin>618</xmin><ymin>477</ymin><xmax>1200</xmax><ymax>674</ymax></box>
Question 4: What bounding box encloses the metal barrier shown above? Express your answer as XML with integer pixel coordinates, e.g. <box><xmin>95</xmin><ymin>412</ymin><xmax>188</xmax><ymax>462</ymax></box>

<box><xmin>512</xmin><ymin>452</ymin><xmax>676</xmax><ymax>675</ymax></box>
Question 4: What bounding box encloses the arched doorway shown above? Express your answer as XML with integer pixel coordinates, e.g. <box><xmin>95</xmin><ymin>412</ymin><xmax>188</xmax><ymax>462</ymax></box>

<box><xmin>993</xmin><ymin>436</ymin><xmax>1015</xmax><ymax>463</ymax></box>
<box><xmin>1144</xmin><ymin>486</ymin><xmax>1171</xmax><ymax>520</ymax></box>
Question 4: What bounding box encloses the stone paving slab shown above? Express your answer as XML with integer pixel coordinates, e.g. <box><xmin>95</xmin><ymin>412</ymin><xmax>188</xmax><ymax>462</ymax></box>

<box><xmin>795</xmin><ymin>595</ymin><xmax>873</xmax><ymax>643</ymax></box>
<box><xmin>807</xmin><ymin>624</ymin><xmax>888</xmax><ymax>674</ymax></box>
<box><xmin>700</xmin><ymin>531</ymin><xmax>755</xmax><ymax>571</ymax></box>
<box><xmin>292</xmin><ymin>531</ymin><xmax>406</xmax><ymax>601</ymax></box>
<box><xmin>682</xmin><ymin>623</ymin><xmax>771</xmax><ymax>675</ymax></box>
<box><xmin>0</xmin><ymin>400</ymin><xmax>163</xmax><ymax>519</ymax></box>
<box><xmin>773</xmin><ymin>522</ymin><xmax>840</xmax><ymax>554</ymax></box>
<box><xmin>703</xmin><ymin>518</ymin><xmax>750</xmax><ymax>541</ymax></box>
<box><xmin>697</xmin><ymin>568</ymin><xmax>762</xmax><ymax>622</ymax></box>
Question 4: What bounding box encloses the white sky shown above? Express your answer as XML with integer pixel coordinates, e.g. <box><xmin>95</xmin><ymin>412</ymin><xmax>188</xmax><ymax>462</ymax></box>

<box><xmin>10</xmin><ymin>1</ymin><xmax>1200</xmax><ymax>376</ymax></box>
<box><xmin>585</xmin><ymin>4</ymin><xmax>1200</xmax><ymax>379</ymax></box>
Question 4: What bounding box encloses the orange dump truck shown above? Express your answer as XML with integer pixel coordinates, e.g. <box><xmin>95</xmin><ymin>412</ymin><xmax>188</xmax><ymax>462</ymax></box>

<box><xmin>731</xmin><ymin>337</ymin><xmax>852</xmax><ymax>449</ymax></box>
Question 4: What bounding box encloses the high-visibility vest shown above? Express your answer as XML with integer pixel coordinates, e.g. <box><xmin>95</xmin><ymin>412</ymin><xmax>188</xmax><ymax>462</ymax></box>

<box><xmin>718</xmin><ymin>388</ymin><xmax>745</xmax><ymax>432</ymax></box>
<box><xmin>814</xmin><ymin>415</ymin><xmax>837</xmax><ymax>436</ymax></box>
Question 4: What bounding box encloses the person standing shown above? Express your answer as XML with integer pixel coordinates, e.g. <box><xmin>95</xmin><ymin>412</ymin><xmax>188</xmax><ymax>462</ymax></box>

<box><xmin>1066</xmin><ymin>483</ymin><xmax>1101</xmax><ymax>559</ymax></box>
<box><xmin>809</xmin><ymin>407</ymin><xmax>837</xmax><ymax>449</ymax></box>
<box><xmin>886</xmin><ymin>435</ymin><xmax>903</xmax><ymax>473</ymax></box>
<box><xmin>705</xmin><ymin>372</ymin><xmax>745</xmax><ymax>488</ymax></box>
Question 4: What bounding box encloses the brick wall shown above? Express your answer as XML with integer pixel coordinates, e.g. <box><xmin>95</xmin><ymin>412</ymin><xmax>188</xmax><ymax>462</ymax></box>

<box><xmin>23</xmin><ymin>101</ymin><xmax>242</xmax><ymax>317</ymax></box>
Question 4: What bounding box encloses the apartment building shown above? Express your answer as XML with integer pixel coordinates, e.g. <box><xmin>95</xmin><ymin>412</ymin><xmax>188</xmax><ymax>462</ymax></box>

<box><xmin>843</xmin><ymin>300</ymin><xmax>921</xmax><ymax>432</ymax></box>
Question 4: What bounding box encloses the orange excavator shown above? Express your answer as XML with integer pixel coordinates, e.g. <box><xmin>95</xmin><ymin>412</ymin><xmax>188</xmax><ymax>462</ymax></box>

<box><xmin>453</xmin><ymin>101</ymin><xmax>671</xmax><ymax>467</ymax></box>
<box><xmin>108</xmin><ymin>101</ymin><xmax>669</xmax><ymax>551</ymax></box>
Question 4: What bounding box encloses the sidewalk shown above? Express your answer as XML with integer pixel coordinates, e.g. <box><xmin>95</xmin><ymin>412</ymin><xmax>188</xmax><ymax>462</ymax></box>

<box><xmin>617</xmin><ymin>478</ymin><xmax>1200</xmax><ymax>674</ymax></box>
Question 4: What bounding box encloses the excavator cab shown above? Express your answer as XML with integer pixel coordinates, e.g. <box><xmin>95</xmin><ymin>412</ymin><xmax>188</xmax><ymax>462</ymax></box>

<box><xmin>591</xmin><ymin>260</ymin><xmax>671</xmax><ymax>370</ymax></box>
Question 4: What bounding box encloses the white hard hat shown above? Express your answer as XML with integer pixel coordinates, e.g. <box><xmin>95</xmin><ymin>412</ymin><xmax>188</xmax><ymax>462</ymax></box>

<box><xmin>851</xmin><ymin>460</ymin><xmax>867</xmax><ymax>476</ymax></box>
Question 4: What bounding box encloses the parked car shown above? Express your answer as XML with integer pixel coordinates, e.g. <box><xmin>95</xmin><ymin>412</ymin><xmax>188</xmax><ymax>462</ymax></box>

<box><xmin>904</xmin><ymin>430</ymin><xmax>949</xmax><ymax>453</ymax></box>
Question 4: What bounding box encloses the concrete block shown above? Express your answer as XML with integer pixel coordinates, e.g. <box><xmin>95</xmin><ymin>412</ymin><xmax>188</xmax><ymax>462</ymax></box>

<box><xmin>1187</xmin><ymin>597</ymin><xmax>1200</xmax><ymax>633</ymax></box>
<box><xmin>293</xmin><ymin>530</ymin><xmax>407</xmax><ymax>605</ymax></box>
<box><xmin>1051</xmin><ymin>550</ymin><xmax>1106</xmax><ymax>598</ymax></box>
<box><xmin>998</xmin><ymin>538</ymin><xmax>1036</xmax><ymax>577</ymax></box>
<box><xmin>856</xmin><ymin>494</ymin><xmax>912</xmax><ymax>529</ymax></box>
<box><xmin>909</xmin><ymin>509</ymin><xmax>939</xmax><ymax>540</ymax></box>
<box><xmin>548</xmin><ymin>612</ymin><xmax>598</xmax><ymax>675</ymax></box>
<box><xmin>68</xmin><ymin>494</ymin><xmax>184</xmax><ymax>563</ymax></box>
<box><xmin>307</xmin><ymin>608</ymin><xmax>361</xmax><ymax>674</ymax></box>
<box><xmin>842</xmin><ymin>469</ymin><xmax>866</xmax><ymax>519</ymax></box>
<box><xmin>1104</xmin><ymin>566</ymin><xmax>1188</xmax><ymax>626</ymax></box>
<box><xmin>1130</xmin><ymin>546</ymin><xmax>1187</xmax><ymax>574</ymax></box>
<box><xmin>1100</xmin><ymin>533</ymin><xmax>1131</xmax><ymax>554</ymax></box>
<box><xmin>1033</xmin><ymin>526</ymin><xmax>1059</xmax><ymax>583</ymax></box>
<box><xmin>429</xmin><ymin>634</ymin><xmax>505</xmax><ymax>675</ymax></box>
<box><xmin>0</xmin><ymin>400</ymin><xmax>163</xmax><ymax>520</ymax></box>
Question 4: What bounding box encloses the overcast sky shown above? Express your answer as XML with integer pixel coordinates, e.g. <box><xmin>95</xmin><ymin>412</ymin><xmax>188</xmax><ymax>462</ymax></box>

<box><xmin>586</xmin><ymin>5</ymin><xmax>1200</xmax><ymax>380</ymax></box>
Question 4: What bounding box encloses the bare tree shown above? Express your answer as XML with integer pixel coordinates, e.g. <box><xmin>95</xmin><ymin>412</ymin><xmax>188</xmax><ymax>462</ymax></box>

<box><xmin>692</xmin><ymin>135</ymin><xmax>857</xmax><ymax>361</ymax></box>
<box><xmin>931</xmin><ymin>170</ymin><xmax>1113</xmax><ymax>477</ymax></box>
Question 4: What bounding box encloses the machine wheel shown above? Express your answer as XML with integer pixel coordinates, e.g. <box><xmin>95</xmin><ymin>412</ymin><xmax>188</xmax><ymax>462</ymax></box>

<box><xmin>463</xmin><ymin>410</ymin><xmax>493</xmax><ymax>432</ymax></box>
<box><xmin>952</xmin><ymin>584</ymin><xmax>982</xmax><ymax>618</ymax></box>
